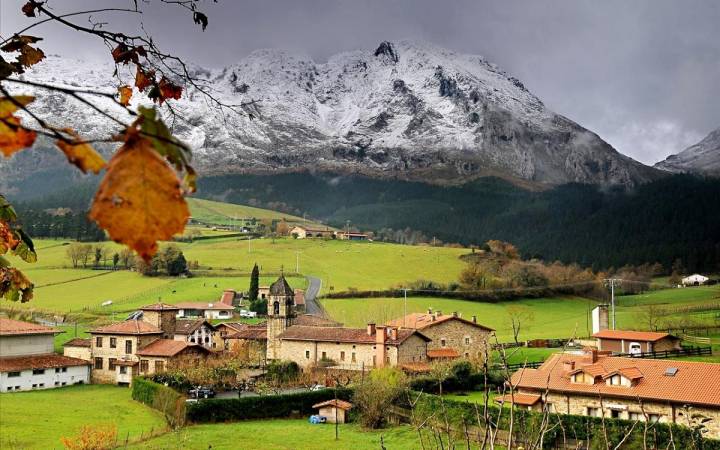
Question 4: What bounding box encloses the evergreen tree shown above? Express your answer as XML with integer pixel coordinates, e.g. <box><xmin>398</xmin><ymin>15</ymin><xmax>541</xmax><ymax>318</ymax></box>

<box><xmin>249</xmin><ymin>263</ymin><xmax>259</xmax><ymax>301</ymax></box>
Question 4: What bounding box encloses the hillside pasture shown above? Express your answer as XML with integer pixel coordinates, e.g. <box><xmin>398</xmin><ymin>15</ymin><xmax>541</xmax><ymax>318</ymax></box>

<box><xmin>0</xmin><ymin>385</ymin><xmax>166</xmax><ymax>450</ymax></box>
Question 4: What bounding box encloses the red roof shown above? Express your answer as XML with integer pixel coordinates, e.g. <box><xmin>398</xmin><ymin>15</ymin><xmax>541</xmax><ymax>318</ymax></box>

<box><xmin>226</xmin><ymin>324</ymin><xmax>268</xmax><ymax>341</ymax></box>
<box><xmin>140</xmin><ymin>303</ymin><xmax>179</xmax><ymax>311</ymax></box>
<box><xmin>220</xmin><ymin>290</ymin><xmax>236</xmax><ymax>306</ymax></box>
<box><xmin>0</xmin><ymin>354</ymin><xmax>90</xmax><ymax>372</ymax></box>
<box><xmin>63</xmin><ymin>338</ymin><xmax>91</xmax><ymax>348</ymax></box>
<box><xmin>496</xmin><ymin>393</ymin><xmax>542</xmax><ymax>406</ymax></box>
<box><xmin>91</xmin><ymin>320</ymin><xmax>162</xmax><ymax>335</ymax></box>
<box><xmin>386</xmin><ymin>313</ymin><xmax>494</xmax><ymax>332</ymax></box>
<box><xmin>0</xmin><ymin>318</ymin><xmax>59</xmax><ymax>336</ymax></box>
<box><xmin>175</xmin><ymin>319</ymin><xmax>215</xmax><ymax>335</ymax></box>
<box><xmin>136</xmin><ymin>339</ymin><xmax>210</xmax><ymax>357</ymax></box>
<box><xmin>294</xmin><ymin>289</ymin><xmax>305</xmax><ymax>305</ymax></box>
<box><xmin>175</xmin><ymin>302</ymin><xmax>235</xmax><ymax>310</ymax></box>
<box><xmin>277</xmin><ymin>326</ymin><xmax>429</xmax><ymax>345</ymax></box>
<box><xmin>510</xmin><ymin>352</ymin><xmax>720</xmax><ymax>408</ymax></box>
<box><xmin>427</xmin><ymin>348</ymin><xmax>460</xmax><ymax>359</ymax></box>
<box><xmin>313</xmin><ymin>399</ymin><xmax>353</xmax><ymax>410</ymax></box>
<box><xmin>592</xmin><ymin>330</ymin><xmax>674</xmax><ymax>342</ymax></box>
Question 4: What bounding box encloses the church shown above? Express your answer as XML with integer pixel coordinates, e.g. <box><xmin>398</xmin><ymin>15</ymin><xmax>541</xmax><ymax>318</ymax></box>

<box><xmin>227</xmin><ymin>274</ymin><xmax>433</xmax><ymax>371</ymax></box>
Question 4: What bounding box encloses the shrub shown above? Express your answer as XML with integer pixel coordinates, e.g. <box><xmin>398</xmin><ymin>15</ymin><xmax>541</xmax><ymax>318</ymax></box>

<box><xmin>353</xmin><ymin>367</ymin><xmax>407</xmax><ymax>429</ymax></box>
<box><xmin>132</xmin><ymin>377</ymin><xmax>185</xmax><ymax>429</ymax></box>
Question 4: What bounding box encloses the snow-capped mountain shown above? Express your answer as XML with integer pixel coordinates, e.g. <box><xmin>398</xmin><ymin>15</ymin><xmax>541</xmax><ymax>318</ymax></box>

<box><xmin>4</xmin><ymin>40</ymin><xmax>659</xmax><ymax>187</ymax></box>
<box><xmin>655</xmin><ymin>127</ymin><xmax>720</xmax><ymax>176</ymax></box>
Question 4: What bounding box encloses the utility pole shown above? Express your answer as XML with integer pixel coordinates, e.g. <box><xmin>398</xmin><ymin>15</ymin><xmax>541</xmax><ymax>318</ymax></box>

<box><xmin>248</xmin><ymin>236</ymin><xmax>251</xmax><ymax>253</ymax></box>
<box><xmin>296</xmin><ymin>251</ymin><xmax>301</xmax><ymax>274</ymax></box>
<box><xmin>345</xmin><ymin>220</ymin><xmax>350</xmax><ymax>239</ymax></box>
<box><xmin>604</xmin><ymin>278</ymin><xmax>620</xmax><ymax>329</ymax></box>
<box><xmin>403</xmin><ymin>288</ymin><xmax>408</xmax><ymax>327</ymax></box>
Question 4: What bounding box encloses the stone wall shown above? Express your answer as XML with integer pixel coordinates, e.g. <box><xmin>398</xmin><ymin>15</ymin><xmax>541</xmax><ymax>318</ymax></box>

<box><xmin>279</xmin><ymin>340</ymin><xmax>377</xmax><ymax>370</ymax></box>
<box><xmin>421</xmin><ymin>319</ymin><xmax>491</xmax><ymax>360</ymax></box>
<box><xmin>63</xmin><ymin>345</ymin><xmax>91</xmax><ymax>361</ymax></box>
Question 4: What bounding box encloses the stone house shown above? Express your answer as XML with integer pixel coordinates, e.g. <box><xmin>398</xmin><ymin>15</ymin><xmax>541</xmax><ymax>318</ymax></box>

<box><xmin>505</xmin><ymin>349</ymin><xmax>720</xmax><ymax>439</ymax></box>
<box><xmin>174</xmin><ymin>319</ymin><xmax>217</xmax><ymax>349</ymax></box>
<box><xmin>387</xmin><ymin>309</ymin><xmax>494</xmax><ymax>360</ymax></box>
<box><xmin>0</xmin><ymin>318</ymin><xmax>90</xmax><ymax>392</ymax></box>
<box><xmin>290</xmin><ymin>226</ymin><xmax>335</xmax><ymax>239</ymax></box>
<box><xmin>73</xmin><ymin>303</ymin><xmax>212</xmax><ymax>385</ymax></box>
<box><xmin>592</xmin><ymin>330</ymin><xmax>681</xmax><ymax>355</ymax></box>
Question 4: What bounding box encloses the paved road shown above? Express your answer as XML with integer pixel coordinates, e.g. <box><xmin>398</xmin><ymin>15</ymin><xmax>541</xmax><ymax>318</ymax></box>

<box><xmin>304</xmin><ymin>276</ymin><xmax>324</xmax><ymax>316</ymax></box>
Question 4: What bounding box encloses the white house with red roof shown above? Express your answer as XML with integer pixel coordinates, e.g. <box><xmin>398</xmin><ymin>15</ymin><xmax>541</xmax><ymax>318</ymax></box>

<box><xmin>0</xmin><ymin>318</ymin><xmax>90</xmax><ymax>392</ymax></box>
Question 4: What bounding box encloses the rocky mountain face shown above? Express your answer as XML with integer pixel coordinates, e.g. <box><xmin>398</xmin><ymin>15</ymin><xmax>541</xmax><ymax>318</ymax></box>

<box><xmin>2</xmin><ymin>40</ymin><xmax>659</xmax><ymax>191</ymax></box>
<box><xmin>655</xmin><ymin>127</ymin><xmax>720</xmax><ymax>176</ymax></box>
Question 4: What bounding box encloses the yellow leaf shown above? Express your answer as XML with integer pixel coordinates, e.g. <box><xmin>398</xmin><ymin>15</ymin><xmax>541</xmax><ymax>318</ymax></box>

<box><xmin>0</xmin><ymin>220</ymin><xmax>19</xmax><ymax>254</ymax></box>
<box><xmin>0</xmin><ymin>96</ymin><xmax>37</xmax><ymax>156</ymax></box>
<box><xmin>56</xmin><ymin>130</ymin><xmax>106</xmax><ymax>174</ymax></box>
<box><xmin>89</xmin><ymin>134</ymin><xmax>189</xmax><ymax>261</ymax></box>
<box><xmin>118</xmin><ymin>85</ymin><xmax>132</xmax><ymax>106</ymax></box>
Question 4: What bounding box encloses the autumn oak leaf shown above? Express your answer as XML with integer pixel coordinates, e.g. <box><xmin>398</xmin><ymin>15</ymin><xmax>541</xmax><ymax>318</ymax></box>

<box><xmin>135</xmin><ymin>66</ymin><xmax>155</xmax><ymax>92</ymax></box>
<box><xmin>21</xmin><ymin>2</ymin><xmax>38</xmax><ymax>17</ymax></box>
<box><xmin>56</xmin><ymin>129</ymin><xmax>106</xmax><ymax>174</ymax></box>
<box><xmin>0</xmin><ymin>96</ymin><xmax>37</xmax><ymax>157</ymax></box>
<box><xmin>157</xmin><ymin>77</ymin><xmax>183</xmax><ymax>104</ymax></box>
<box><xmin>118</xmin><ymin>85</ymin><xmax>133</xmax><ymax>106</ymax></box>
<box><xmin>89</xmin><ymin>134</ymin><xmax>189</xmax><ymax>261</ymax></box>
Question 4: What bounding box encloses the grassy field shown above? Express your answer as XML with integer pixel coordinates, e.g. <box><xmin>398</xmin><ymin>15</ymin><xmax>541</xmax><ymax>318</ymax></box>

<box><xmin>0</xmin><ymin>385</ymin><xmax>166</xmax><ymax>450</ymax></box>
<box><xmin>129</xmin><ymin>419</ymin><xmax>419</xmax><ymax>450</ymax></box>
<box><xmin>188</xmin><ymin>198</ymin><xmax>322</xmax><ymax>226</ymax></box>
<box><xmin>321</xmin><ymin>284</ymin><xmax>720</xmax><ymax>342</ymax></box>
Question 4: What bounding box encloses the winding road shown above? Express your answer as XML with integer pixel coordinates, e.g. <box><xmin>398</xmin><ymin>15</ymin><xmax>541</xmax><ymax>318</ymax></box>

<box><xmin>304</xmin><ymin>276</ymin><xmax>325</xmax><ymax>317</ymax></box>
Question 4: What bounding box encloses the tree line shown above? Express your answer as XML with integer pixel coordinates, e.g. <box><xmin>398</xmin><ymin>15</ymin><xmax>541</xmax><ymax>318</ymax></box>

<box><xmin>65</xmin><ymin>242</ymin><xmax>195</xmax><ymax>276</ymax></box>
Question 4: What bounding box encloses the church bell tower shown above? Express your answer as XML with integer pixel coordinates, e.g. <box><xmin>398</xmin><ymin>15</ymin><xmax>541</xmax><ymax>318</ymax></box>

<box><xmin>266</xmin><ymin>272</ymin><xmax>296</xmax><ymax>360</ymax></box>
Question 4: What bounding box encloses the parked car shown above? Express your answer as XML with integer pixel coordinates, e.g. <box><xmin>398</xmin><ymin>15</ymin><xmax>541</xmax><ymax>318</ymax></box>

<box><xmin>239</xmin><ymin>309</ymin><xmax>257</xmax><ymax>318</ymax></box>
<box><xmin>187</xmin><ymin>386</ymin><xmax>216</xmax><ymax>399</ymax></box>
<box><xmin>309</xmin><ymin>384</ymin><xmax>326</xmax><ymax>391</ymax></box>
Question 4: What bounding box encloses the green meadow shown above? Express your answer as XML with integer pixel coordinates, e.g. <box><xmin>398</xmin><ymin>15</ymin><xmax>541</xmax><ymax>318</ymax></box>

<box><xmin>0</xmin><ymin>385</ymin><xmax>166</xmax><ymax>450</ymax></box>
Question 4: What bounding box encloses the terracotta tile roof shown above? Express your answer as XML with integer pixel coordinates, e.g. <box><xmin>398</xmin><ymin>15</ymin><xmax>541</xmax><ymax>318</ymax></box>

<box><xmin>510</xmin><ymin>352</ymin><xmax>720</xmax><ymax>408</ymax></box>
<box><xmin>140</xmin><ymin>303</ymin><xmax>179</xmax><ymax>311</ymax></box>
<box><xmin>592</xmin><ymin>330</ymin><xmax>674</xmax><ymax>342</ymax></box>
<box><xmin>0</xmin><ymin>354</ymin><xmax>90</xmax><ymax>372</ymax></box>
<box><xmin>91</xmin><ymin>320</ymin><xmax>162</xmax><ymax>335</ymax></box>
<box><xmin>313</xmin><ymin>399</ymin><xmax>353</xmax><ymax>410</ymax></box>
<box><xmin>386</xmin><ymin>313</ymin><xmax>494</xmax><ymax>332</ymax></box>
<box><xmin>175</xmin><ymin>319</ymin><xmax>215</xmax><ymax>335</ymax></box>
<box><xmin>278</xmin><ymin>325</ymin><xmax>430</xmax><ymax>345</ymax></box>
<box><xmin>215</xmin><ymin>322</ymin><xmax>248</xmax><ymax>334</ymax></box>
<box><xmin>496</xmin><ymin>393</ymin><xmax>542</xmax><ymax>406</ymax></box>
<box><xmin>294</xmin><ymin>289</ymin><xmax>305</xmax><ymax>305</ymax></box>
<box><xmin>220</xmin><ymin>290</ymin><xmax>236</xmax><ymax>306</ymax></box>
<box><xmin>604</xmin><ymin>367</ymin><xmax>644</xmax><ymax>380</ymax></box>
<box><xmin>226</xmin><ymin>325</ymin><xmax>268</xmax><ymax>341</ymax></box>
<box><xmin>136</xmin><ymin>339</ymin><xmax>210</xmax><ymax>357</ymax></box>
<box><xmin>63</xmin><ymin>338</ymin><xmax>91</xmax><ymax>347</ymax></box>
<box><xmin>175</xmin><ymin>302</ymin><xmax>235</xmax><ymax>310</ymax></box>
<box><xmin>569</xmin><ymin>363</ymin><xmax>608</xmax><ymax>378</ymax></box>
<box><xmin>0</xmin><ymin>318</ymin><xmax>59</xmax><ymax>336</ymax></box>
<box><xmin>294</xmin><ymin>315</ymin><xmax>342</xmax><ymax>327</ymax></box>
<box><xmin>427</xmin><ymin>348</ymin><xmax>460</xmax><ymax>359</ymax></box>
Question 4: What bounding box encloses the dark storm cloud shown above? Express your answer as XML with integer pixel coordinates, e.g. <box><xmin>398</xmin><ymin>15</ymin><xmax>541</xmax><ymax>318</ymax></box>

<box><xmin>2</xmin><ymin>0</ymin><xmax>718</xmax><ymax>164</ymax></box>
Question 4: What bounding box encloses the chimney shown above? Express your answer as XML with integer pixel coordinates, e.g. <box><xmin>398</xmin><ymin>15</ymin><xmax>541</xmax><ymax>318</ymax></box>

<box><xmin>431</xmin><ymin>315</ymin><xmax>436</xmax><ymax>322</ymax></box>
<box><xmin>563</xmin><ymin>361</ymin><xmax>575</xmax><ymax>373</ymax></box>
<box><xmin>471</xmin><ymin>315</ymin><xmax>477</xmax><ymax>324</ymax></box>
<box><xmin>584</xmin><ymin>348</ymin><xmax>599</xmax><ymax>364</ymax></box>
<box><xmin>427</xmin><ymin>307</ymin><xmax>433</xmax><ymax>315</ymax></box>
<box><xmin>452</xmin><ymin>311</ymin><xmax>458</xmax><ymax>318</ymax></box>
<box><xmin>436</xmin><ymin>310</ymin><xmax>442</xmax><ymax>317</ymax></box>
<box><xmin>375</xmin><ymin>326</ymin><xmax>387</xmax><ymax>367</ymax></box>
<box><xmin>390</xmin><ymin>327</ymin><xmax>398</xmax><ymax>341</ymax></box>
<box><xmin>367</xmin><ymin>323</ymin><xmax>376</xmax><ymax>336</ymax></box>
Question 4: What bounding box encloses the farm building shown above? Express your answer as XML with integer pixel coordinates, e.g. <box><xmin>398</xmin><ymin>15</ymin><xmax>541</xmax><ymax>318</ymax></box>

<box><xmin>386</xmin><ymin>309</ymin><xmax>494</xmax><ymax>360</ymax></box>
<box><xmin>174</xmin><ymin>302</ymin><xmax>235</xmax><ymax>320</ymax></box>
<box><xmin>592</xmin><ymin>329</ymin><xmax>681</xmax><ymax>355</ymax></box>
<box><xmin>290</xmin><ymin>226</ymin><xmax>335</xmax><ymax>239</ymax></box>
<box><xmin>336</xmin><ymin>231</ymin><xmax>369</xmax><ymax>241</ymax></box>
<box><xmin>1</xmin><ymin>318</ymin><xmax>90</xmax><ymax>392</ymax></box>
<box><xmin>682</xmin><ymin>274</ymin><xmax>709</xmax><ymax>286</ymax></box>
<box><xmin>504</xmin><ymin>349</ymin><xmax>720</xmax><ymax>438</ymax></box>
<box><xmin>313</xmin><ymin>399</ymin><xmax>353</xmax><ymax>423</ymax></box>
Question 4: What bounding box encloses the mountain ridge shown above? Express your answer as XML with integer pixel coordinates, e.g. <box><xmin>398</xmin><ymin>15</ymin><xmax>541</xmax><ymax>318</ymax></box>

<box><xmin>655</xmin><ymin>126</ymin><xmax>720</xmax><ymax>176</ymax></box>
<box><xmin>1</xmin><ymin>40</ymin><xmax>660</xmax><ymax>190</ymax></box>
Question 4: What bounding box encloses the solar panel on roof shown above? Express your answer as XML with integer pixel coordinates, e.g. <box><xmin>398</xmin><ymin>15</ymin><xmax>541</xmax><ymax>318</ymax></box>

<box><xmin>664</xmin><ymin>367</ymin><xmax>678</xmax><ymax>376</ymax></box>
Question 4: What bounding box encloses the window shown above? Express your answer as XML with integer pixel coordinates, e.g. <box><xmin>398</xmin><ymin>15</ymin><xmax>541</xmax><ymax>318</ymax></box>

<box><xmin>109</xmin><ymin>358</ymin><xmax>117</xmax><ymax>371</ymax></box>
<box><xmin>321</xmin><ymin>351</ymin><xmax>327</xmax><ymax>360</ymax></box>
<box><xmin>55</xmin><ymin>368</ymin><xmax>61</xmax><ymax>373</ymax></box>
<box><xmin>62</xmin><ymin>367</ymin><xmax>67</xmax><ymax>373</ymax></box>
<box><xmin>125</xmin><ymin>340</ymin><xmax>133</xmax><ymax>354</ymax></box>
<box><xmin>94</xmin><ymin>358</ymin><xmax>103</xmax><ymax>370</ymax></box>
<box><xmin>96</xmin><ymin>337</ymin><xmax>103</xmax><ymax>347</ymax></box>
<box><xmin>610</xmin><ymin>410</ymin><xmax>621</xmax><ymax>419</ymax></box>
<box><xmin>340</xmin><ymin>351</ymin><xmax>345</xmax><ymax>361</ymax></box>
<box><xmin>140</xmin><ymin>360</ymin><xmax>149</xmax><ymax>373</ymax></box>
<box><xmin>110</xmin><ymin>337</ymin><xmax>117</xmax><ymax>348</ymax></box>
<box><xmin>440</xmin><ymin>339</ymin><xmax>446</xmax><ymax>347</ymax></box>
<box><xmin>204</xmin><ymin>336</ymin><xmax>209</xmax><ymax>343</ymax></box>
<box><xmin>465</xmin><ymin>352</ymin><xmax>470</xmax><ymax>358</ymax></box>
<box><xmin>155</xmin><ymin>361</ymin><xmax>165</xmax><ymax>373</ymax></box>
<box><xmin>587</xmin><ymin>407</ymin><xmax>601</xmax><ymax>417</ymax></box>
<box><xmin>305</xmin><ymin>350</ymin><xmax>310</xmax><ymax>359</ymax></box>
<box><xmin>8</xmin><ymin>371</ymin><xmax>20</xmax><ymax>378</ymax></box>
<box><xmin>648</xmin><ymin>414</ymin><xmax>661</xmax><ymax>423</ymax></box>
<box><xmin>629</xmin><ymin>412</ymin><xmax>643</xmax><ymax>421</ymax></box>
<box><xmin>32</xmin><ymin>384</ymin><xmax>37</xmax><ymax>389</ymax></box>
<box><xmin>32</xmin><ymin>369</ymin><xmax>45</xmax><ymax>375</ymax></box>
<box><xmin>351</xmin><ymin>352</ymin><xmax>356</xmax><ymax>362</ymax></box>
<box><xmin>119</xmin><ymin>366</ymin><xmax>127</xmax><ymax>375</ymax></box>
<box><xmin>38</xmin><ymin>383</ymin><xmax>44</xmax><ymax>388</ymax></box>
<box><xmin>61</xmin><ymin>382</ymin><xmax>66</xmax><ymax>386</ymax></box>
<box><xmin>55</xmin><ymin>381</ymin><xmax>60</xmax><ymax>386</ymax></box>
<box><xmin>465</xmin><ymin>337</ymin><xmax>470</xmax><ymax>345</ymax></box>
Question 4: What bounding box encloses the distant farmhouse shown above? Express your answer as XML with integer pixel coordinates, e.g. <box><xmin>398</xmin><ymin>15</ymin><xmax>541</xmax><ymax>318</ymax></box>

<box><xmin>504</xmin><ymin>349</ymin><xmax>720</xmax><ymax>439</ymax></box>
<box><xmin>64</xmin><ymin>303</ymin><xmax>212</xmax><ymax>385</ymax></box>
<box><xmin>290</xmin><ymin>226</ymin><xmax>335</xmax><ymax>239</ymax></box>
<box><xmin>336</xmin><ymin>231</ymin><xmax>369</xmax><ymax>241</ymax></box>
<box><xmin>593</xmin><ymin>330</ymin><xmax>681</xmax><ymax>355</ymax></box>
<box><xmin>1</xmin><ymin>318</ymin><xmax>90</xmax><ymax>392</ymax></box>
<box><xmin>174</xmin><ymin>300</ymin><xmax>235</xmax><ymax>320</ymax></box>
<box><xmin>682</xmin><ymin>274</ymin><xmax>709</xmax><ymax>286</ymax></box>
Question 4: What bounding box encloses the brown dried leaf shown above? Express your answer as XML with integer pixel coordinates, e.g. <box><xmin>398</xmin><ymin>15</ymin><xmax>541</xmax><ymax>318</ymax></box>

<box><xmin>135</xmin><ymin>66</ymin><xmax>154</xmax><ymax>92</ymax></box>
<box><xmin>17</xmin><ymin>45</ymin><xmax>44</xmax><ymax>67</ymax></box>
<box><xmin>0</xmin><ymin>96</ymin><xmax>37</xmax><ymax>157</ymax></box>
<box><xmin>56</xmin><ymin>129</ymin><xmax>106</xmax><ymax>174</ymax></box>
<box><xmin>89</xmin><ymin>133</ymin><xmax>189</xmax><ymax>261</ymax></box>
<box><xmin>157</xmin><ymin>77</ymin><xmax>183</xmax><ymax>104</ymax></box>
<box><xmin>118</xmin><ymin>85</ymin><xmax>133</xmax><ymax>106</ymax></box>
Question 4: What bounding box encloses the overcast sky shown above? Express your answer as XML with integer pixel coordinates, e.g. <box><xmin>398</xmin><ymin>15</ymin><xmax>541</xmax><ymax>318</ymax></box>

<box><xmin>2</xmin><ymin>0</ymin><xmax>719</xmax><ymax>164</ymax></box>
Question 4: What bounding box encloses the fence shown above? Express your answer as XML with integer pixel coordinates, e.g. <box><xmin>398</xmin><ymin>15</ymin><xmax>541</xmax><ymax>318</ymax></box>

<box><xmin>683</xmin><ymin>334</ymin><xmax>713</xmax><ymax>345</ymax></box>
<box><xmin>496</xmin><ymin>360</ymin><xmax>545</xmax><ymax>371</ymax></box>
<box><xmin>615</xmin><ymin>345</ymin><xmax>712</xmax><ymax>359</ymax></box>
